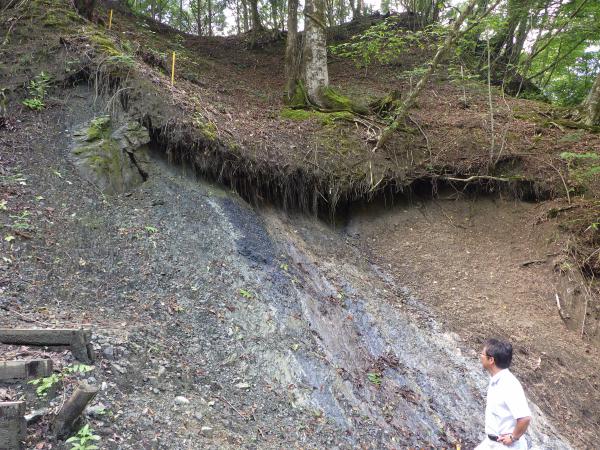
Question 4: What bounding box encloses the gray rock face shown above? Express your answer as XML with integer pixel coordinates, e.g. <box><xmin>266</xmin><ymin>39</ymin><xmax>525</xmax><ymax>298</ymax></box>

<box><xmin>71</xmin><ymin>116</ymin><xmax>150</xmax><ymax>194</ymax></box>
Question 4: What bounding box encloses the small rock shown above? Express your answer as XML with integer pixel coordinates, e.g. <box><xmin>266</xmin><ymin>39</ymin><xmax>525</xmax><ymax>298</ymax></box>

<box><xmin>111</xmin><ymin>363</ymin><xmax>127</xmax><ymax>374</ymax></box>
<box><xmin>174</xmin><ymin>396</ymin><xmax>190</xmax><ymax>405</ymax></box>
<box><xmin>157</xmin><ymin>366</ymin><xmax>166</xmax><ymax>378</ymax></box>
<box><xmin>102</xmin><ymin>345</ymin><xmax>115</xmax><ymax>360</ymax></box>
<box><xmin>25</xmin><ymin>408</ymin><xmax>49</xmax><ymax>425</ymax></box>
<box><xmin>86</xmin><ymin>403</ymin><xmax>107</xmax><ymax>418</ymax></box>
<box><xmin>194</xmin><ymin>412</ymin><xmax>203</xmax><ymax>421</ymax></box>
<box><xmin>200</xmin><ymin>426</ymin><xmax>213</xmax><ymax>437</ymax></box>
<box><xmin>235</xmin><ymin>382</ymin><xmax>250</xmax><ymax>390</ymax></box>
<box><xmin>138</xmin><ymin>416</ymin><xmax>153</xmax><ymax>430</ymax></box>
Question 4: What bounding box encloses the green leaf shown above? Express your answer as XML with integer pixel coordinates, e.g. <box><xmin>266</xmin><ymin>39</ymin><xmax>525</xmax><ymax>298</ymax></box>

<box><xmin>239</xmin><ymin>288</ymin><xmax>253</xmax><ymax>299</ymax></box>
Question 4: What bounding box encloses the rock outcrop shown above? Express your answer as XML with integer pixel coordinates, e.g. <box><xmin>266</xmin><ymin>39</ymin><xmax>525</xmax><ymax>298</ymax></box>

<box><xmin>71</xmin><ymin>116</ymin><xmax>150</xmax><ymax>194</ymax></box>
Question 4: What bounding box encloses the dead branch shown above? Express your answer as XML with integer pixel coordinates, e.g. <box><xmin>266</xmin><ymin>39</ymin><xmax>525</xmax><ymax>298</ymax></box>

<box><xmin>441</xmin><ymin>175</ymin><xmax>513</xmax><ymax>183</ymax></box>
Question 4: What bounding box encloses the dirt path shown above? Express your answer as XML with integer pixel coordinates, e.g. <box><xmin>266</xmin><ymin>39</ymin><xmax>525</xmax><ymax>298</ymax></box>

<box><xmin>345</xmin><ymin>195</ymin><xmax>600</xmax><ymax>449</ymax></box>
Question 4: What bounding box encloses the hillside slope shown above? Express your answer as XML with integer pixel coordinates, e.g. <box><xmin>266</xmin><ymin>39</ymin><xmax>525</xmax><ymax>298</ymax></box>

<box><xmin>0</xmin><ymin>1</ymin><xmax>599</xmax><ymax>448</ymax></box>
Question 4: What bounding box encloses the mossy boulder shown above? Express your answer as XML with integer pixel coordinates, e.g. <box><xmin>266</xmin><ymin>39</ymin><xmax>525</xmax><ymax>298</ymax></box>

<box><xmin>72</xmin><ymin>116</ymin><xmax>151</xmax><ymax>194</ymax></box>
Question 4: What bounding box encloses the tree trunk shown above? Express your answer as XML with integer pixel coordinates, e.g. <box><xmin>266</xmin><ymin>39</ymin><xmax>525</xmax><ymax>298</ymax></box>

<box><xmin>584</xmin><ymin>73</ymin><xmax>600</xmax><ymax>126</ymax></box>
<box><xmin>338</xmin><ymin>0</ymin><xmax>347</xmax><ymax>24</ymax></box>
<box><xmin>73</xmin><ymin>0</ymin><xmax>96</xmax><ymax>21</ymax></box>
<box><xmin>302</xmin><ymin>0</ymin><xmax>329</xmax><ymax>107</ymax></box>
<box><xmin>353</xmin><ymin>0</ymin><xmax>363</xmax><ymax>19</ymax></box>
<box><xmin>196</xmin><ymin>0</ymin><xmax>203</xmax><ymax>35</ymax></box>
<box><xmin>235</xmin><ymin>0</ymin><xmax>241</xmax><ymax>34</ymax></box>
<box><xmin>241</xmin><ymin>0</ymin><xmax>249</xmax><ymax>32</ymax></box>
<box><xmin>285</xmin><ymin>0</ymin><xmax>300</xmax><ymax>101</ymax></box>
<box><xmin>269</xmin><ymin>0</ymin><xmax>279</xmax><ymax>30</ymax></box>
<box><xmin>348</xmin><ymin>0</ymin><xmax>356</xmax><ymax>20</ymax></box>
<box><xmin>249</xmin><ymin>0</ymin><xmax>264</xmax><ymax>30</ymax></box>
<box><xmin>208</xmin><ymin>0</ymin><xmax>213</xmax><ymax>36</ymax></box>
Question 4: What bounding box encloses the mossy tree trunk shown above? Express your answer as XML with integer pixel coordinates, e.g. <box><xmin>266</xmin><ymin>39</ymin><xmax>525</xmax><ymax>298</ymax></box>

<box><xmin>249</xmin><ymin>0</ymin><xmax>264</xmax><ymax>31</ymax></box>
<box><xmin>302</xmin><ymin>0</ymin><xmax>329</xmax><ymax>107</ymax></box>
<box><xmin>285</xmin><ymin>0</ymin><xmax>300</xmax><ymax>102</ymax></box>
<box><xmin>584</xmin><ymin>73</ymin><xmax>600</xmax><ymax>126</ymax></box>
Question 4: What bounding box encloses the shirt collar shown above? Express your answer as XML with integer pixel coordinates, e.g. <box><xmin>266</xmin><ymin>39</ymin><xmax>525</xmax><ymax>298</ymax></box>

<box><xmin>490</xmin><ymin>368</ymin><xmax>509</xmax><ymax>385</ymax></box>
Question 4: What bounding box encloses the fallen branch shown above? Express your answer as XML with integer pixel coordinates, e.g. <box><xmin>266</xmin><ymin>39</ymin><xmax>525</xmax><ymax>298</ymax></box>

<box><xmin>440</xmin><ymin>175</ymin><xmax>513</xmax><ymax>183</ymax></box>
<box><xmin>520</xmin><ymin>259</ymin><xmax>546</xmax><ymax>267</ymax></box>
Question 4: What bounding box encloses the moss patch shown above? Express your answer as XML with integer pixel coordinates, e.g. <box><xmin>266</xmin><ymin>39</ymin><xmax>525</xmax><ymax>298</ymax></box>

<box><xmin>192</xmin><ymin>113</ymin><xmax>218</xmax><ymax>140</ymax></box>
<box><xmin>320</xmin><ymin>87</ymin><xmax>369</xmax><ymax>114</ymax></box>
<box><xmin>280</xmin><ymin>108</ymin><xmax>355</xmax><ymax>126</ymax></box>
<box><xmin>87</xmin><ymin>116</ymin><xmax>111</xmax><ymax>141</ymax></box>
<box><xmin>280</xmin><ymin>108</ymin><xmax>314</xmax><ymax>121</ymax></box>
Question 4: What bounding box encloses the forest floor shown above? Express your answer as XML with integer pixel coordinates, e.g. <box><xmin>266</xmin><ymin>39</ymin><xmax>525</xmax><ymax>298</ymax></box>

<box><xmin>0</xmin><ymin>0</ymin><xmax>599</xmax><ymax>448</ymax></box>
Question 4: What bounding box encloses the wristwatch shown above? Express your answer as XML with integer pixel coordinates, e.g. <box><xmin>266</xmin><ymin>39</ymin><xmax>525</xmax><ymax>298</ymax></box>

<box><xmin>509</xmin><ymin>434</ymin><xmax>519</xmax><ymax>442</ymax></box>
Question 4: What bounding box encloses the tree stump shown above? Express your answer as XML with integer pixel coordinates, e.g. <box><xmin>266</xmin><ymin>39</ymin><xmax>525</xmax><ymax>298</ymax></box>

<box><xmin>0</xmin><ymin>401</ymin><xmax>26</xmax><ymax>450</ymax></box>
<box><xmin>52</xmin><ymin>382</ymin><xmax>98</xmax><ymax>439</ymax></box>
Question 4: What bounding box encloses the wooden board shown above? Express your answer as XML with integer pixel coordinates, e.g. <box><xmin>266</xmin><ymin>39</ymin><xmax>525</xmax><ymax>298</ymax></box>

<box><xmin>0</xmin><ymin>359</ymin><xmax>53</xmax><ymax>382</ymax></box>
<box><xmin>0</xmin><ymin>329</ymin><xmax>94</xmax><ymax>363</ymax></box>
<box><xmin>0</xmin><ymin>401</ymin><xmax>26</xmax><ymax>450</ymax></box>
<box><xmin>0</xmin><ymin>328</ymin><xmax>91</xmax><ymax>346</ymax></box>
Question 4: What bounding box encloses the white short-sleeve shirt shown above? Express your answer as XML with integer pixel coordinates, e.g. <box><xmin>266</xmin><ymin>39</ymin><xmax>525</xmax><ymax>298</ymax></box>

<box><xmin>485</xmin><ymin>369</ymin><xmax>532</xmax><ymax>437</ymax></box>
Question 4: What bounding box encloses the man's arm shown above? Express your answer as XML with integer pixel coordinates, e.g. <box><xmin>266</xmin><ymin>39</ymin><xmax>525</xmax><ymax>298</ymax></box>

<box><xmin>498</xmin><ymin>416</ymin><xmax>531</xmax><ymax>445</ymax></box>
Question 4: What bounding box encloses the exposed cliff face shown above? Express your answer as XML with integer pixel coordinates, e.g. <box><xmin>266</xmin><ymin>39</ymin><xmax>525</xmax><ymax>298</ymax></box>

<box><xmin>0</xmin><ymin>85</ymin><xmax>580</xmax><ymax>448</ymax></box>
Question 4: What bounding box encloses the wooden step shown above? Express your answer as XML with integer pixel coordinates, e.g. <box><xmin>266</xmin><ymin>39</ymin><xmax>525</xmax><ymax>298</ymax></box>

<box><xmin>0</xmin><ymin>328</ymin><xmax>94</xmax><ymax>363</ymax></box>
<box><xmin>0</xmin><ymin>359</ymin><xmax>53</xmax><ymax>382</ymax></box>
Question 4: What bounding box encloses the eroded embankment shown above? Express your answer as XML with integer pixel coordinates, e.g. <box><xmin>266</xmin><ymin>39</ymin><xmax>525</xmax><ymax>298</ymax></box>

<box><xmin>2</xmin><ymin>81</ymin><xmax>589</xmax><ymax>448</ymax></box>
<box><xmin>146</xmin><ymin>145</ymin><xmax>574</xmax><ymax>449</ymax></box>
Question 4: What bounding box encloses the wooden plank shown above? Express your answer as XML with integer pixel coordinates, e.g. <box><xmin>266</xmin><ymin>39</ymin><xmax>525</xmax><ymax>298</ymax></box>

<box><xmin>0</xmin><ymin>329</ymin><xmax>94</xmax><ymax>364</ymax></box>
<box><xmin>53</xmin><ymin>383</ymin><xmax>98</xmax><ymax>439</ymax></box>
<box><xmin>0</xmin><ymin>359</ymin><xmax>53</xmax><ymax>382</ymax></box>
<box><xmin>0</xmin><ymin>401</ymin><xmax>26</xmax><ymax>450</ymax></box>
<box><xmin>0</xmin><ymin>328</ymin><xmax>91</xmax><ymax>346</ymax></box>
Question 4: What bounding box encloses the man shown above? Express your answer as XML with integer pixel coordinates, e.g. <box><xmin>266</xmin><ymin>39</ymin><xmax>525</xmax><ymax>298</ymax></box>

<box><xmin>476</xmin><ymin>338</ymin><xmax>532</xmax><ymax>449</ymax></box>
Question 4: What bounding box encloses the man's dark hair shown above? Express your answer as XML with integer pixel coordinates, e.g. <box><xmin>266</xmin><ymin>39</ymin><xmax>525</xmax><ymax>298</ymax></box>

<box><xmin>484</xmin><ymin>338</ymin><xmax>513</xmax><ymax>369</ymax></box>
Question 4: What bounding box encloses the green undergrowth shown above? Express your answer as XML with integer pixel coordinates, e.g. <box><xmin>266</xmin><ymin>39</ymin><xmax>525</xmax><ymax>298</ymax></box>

<box><xmin>24</xmin><ymin>0</ymin><xmax>83</xmax><ymax>31</ymax></box>
<box><xmin>560</xmin><ymin>151</ymin><xmax>600</xmax><ymax>194</ymax></box>
<box><xmin>192</xmin><ymin>113</ymin><xmax>218</xmax><ymax>140</ymax></box>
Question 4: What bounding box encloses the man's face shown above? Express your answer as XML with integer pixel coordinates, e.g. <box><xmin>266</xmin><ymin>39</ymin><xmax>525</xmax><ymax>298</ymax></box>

<box><xmin>480</xmin><ymin>346</ymin><xmax>494</xmax><ymax>371</ymax></box>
